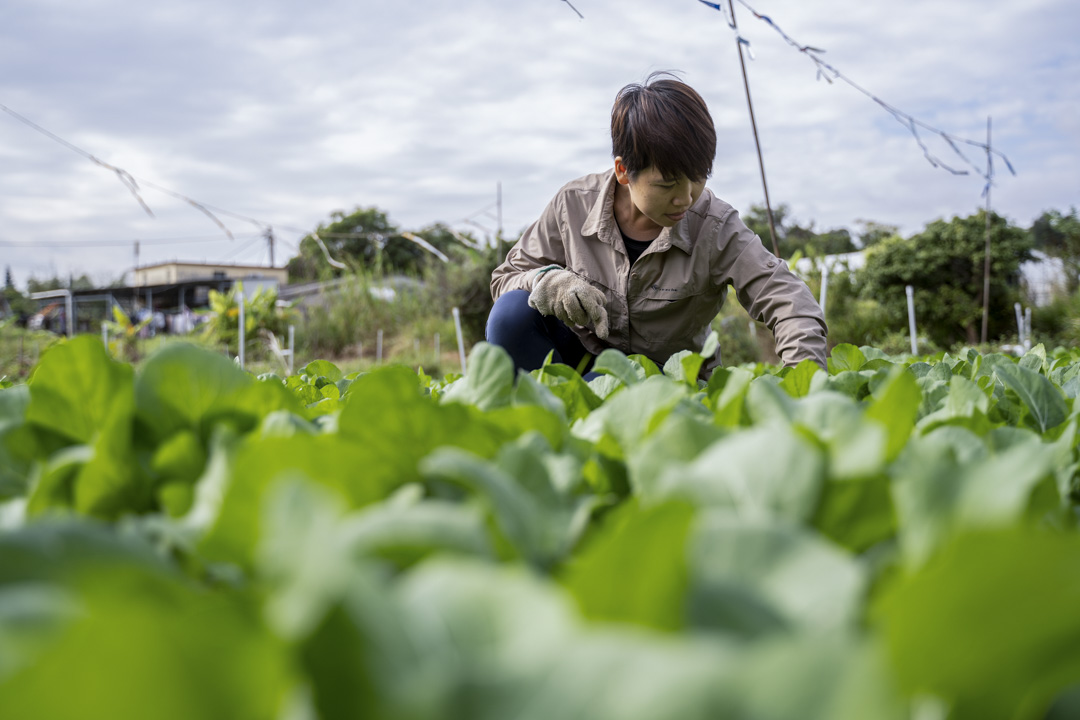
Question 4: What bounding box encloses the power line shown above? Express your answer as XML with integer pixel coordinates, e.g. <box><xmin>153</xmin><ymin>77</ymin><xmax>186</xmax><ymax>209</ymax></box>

<box><xmin>559</xmin><ymin>0</ymin><xmax>584</xmax><ymax>20</ymax></box>
<box><xmin>696</xmin><ymin>0</ymin><xmax>1017</xmax><ymax>192</ymax></box>
<box><xmin>0</xmin><ymin>101</ymin><xmax>502</xmax><ymax>269</ymax></box>
<box><xmin>0</xmin><ymin>101</ymin><xmax>248</xmax><ymax>239</ymax></box>
<box><xmin>0</xmin><ymin>232</ymin><xmax>262</xmax><ymax>249</ymax></box>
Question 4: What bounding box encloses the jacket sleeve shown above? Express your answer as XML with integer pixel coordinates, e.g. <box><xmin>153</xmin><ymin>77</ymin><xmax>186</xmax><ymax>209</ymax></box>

<box><xmin>490</xmin><ymin>192</ymin><xmax>568</xmax><ymax>301</ymax></box>
<box><xmin>714</xmin><ymin>211</ymin><xmax>828</xmax><ymax>369</ymax></box>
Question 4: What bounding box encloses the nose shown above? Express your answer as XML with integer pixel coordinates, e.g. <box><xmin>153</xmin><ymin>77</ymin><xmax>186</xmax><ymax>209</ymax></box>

<box><xmin>672</xmin><ymin>184</ymin><xmax>692</xmax><ymax>207</ymax></box>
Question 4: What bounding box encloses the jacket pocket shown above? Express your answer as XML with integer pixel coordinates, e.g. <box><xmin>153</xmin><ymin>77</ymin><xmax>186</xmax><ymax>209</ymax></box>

<box><xmin>630</xmin><ymin>285</ymin><xmax>724</xmax><ymax>347</ymax></box>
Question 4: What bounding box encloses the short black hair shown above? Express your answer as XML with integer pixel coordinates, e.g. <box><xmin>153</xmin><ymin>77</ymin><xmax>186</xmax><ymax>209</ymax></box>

<box><xmin>611</xmin><ymin>72</ymin><xmax>716</xmax><ymax>182</ymax></box>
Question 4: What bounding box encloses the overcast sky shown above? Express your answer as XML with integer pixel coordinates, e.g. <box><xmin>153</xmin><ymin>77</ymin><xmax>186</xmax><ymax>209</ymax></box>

<box><xmin>2</xmin><ymin>0</ymin><xmax>1077</xmax><ymax>288</ymax></box>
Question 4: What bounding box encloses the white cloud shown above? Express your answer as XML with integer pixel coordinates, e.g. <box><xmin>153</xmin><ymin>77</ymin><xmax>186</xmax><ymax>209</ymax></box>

<box><xmin>1</xmin><ymin>0</ymin><xmax>1077</xmax><ymax>287</ymax></box>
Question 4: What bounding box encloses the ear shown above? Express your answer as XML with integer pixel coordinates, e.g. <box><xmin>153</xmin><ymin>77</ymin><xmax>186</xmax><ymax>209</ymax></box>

<box><xmin>613</xmin><ymin>157</ymin><xmax>631</xmax><ymax>185</ymax></box>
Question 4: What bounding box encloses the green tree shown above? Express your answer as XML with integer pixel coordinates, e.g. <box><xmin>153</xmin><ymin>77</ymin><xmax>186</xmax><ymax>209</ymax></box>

<box><xmin>26</xmin><ymin>274</ymin><xmax>95</xmax><ymax>293</ymax></box>
<box><xmin>286</xmin><ymin>208</ymin><xmax>464</xmax><ymax>281</ymax></box>
<box><xmin>742</xmin><ymin>203</ymin><xmax>856</xmax><ymax>257</ymax></box>
<box><xmin>742</xmin><ymin>203</ymin><xmax>791</xmax><ymax>253</ymax></box>
<box><xmin>860</xmin><ymin>210</ymin><xmax>1033</xmax><ymax>347</ymax></box>
<box><xmin>1030</xmin><ymin>207</ymin><xmax>1080</xmax><ymax>293</ymax></box>
<box><xmin>854</xmin><ymin>219</ymin><xmax>900</xmax><ymax>249</ymax></box>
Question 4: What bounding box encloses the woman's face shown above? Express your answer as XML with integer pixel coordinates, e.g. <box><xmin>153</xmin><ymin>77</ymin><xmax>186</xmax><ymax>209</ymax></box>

<box><xmin>614</xmin><ymin>159</ymin><xmax>706</xmax><ymax>229</ymax></box>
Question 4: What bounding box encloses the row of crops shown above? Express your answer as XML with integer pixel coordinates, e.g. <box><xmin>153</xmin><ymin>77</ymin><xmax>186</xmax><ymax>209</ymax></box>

<box><xmin>1</xmin><ymin>335</ymin><xmax>1080</xmax><ymax>719</ymax></box>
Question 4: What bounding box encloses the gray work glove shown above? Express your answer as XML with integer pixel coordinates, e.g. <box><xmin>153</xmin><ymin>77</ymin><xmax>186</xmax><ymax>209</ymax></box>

<box><xmin>528</xmin><ymin>267</ymin><xmax>609</xmax><ymax>339</ymax></box>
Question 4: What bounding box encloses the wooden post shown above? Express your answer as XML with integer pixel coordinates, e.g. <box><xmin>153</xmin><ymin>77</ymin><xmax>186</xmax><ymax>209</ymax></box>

<box><xmin>728</xmin><ymin>0</ymin><xmax>781</xmax><ymax>258</ymax></box>
<box><xmin>980</xmin><ymin>116</ymin><xmax>993</xmax><ymax>345</ymax></box>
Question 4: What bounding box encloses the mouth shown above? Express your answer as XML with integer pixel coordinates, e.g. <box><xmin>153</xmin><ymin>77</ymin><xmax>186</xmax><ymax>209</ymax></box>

<box><xmin>666</xmin><ymin>211</ymin><xmax>687</xmax><ymax>222</ymax></box>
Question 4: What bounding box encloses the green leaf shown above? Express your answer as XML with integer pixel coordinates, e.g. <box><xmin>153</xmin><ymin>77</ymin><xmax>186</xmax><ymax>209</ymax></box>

<box><xmin>135</xmin><ymin>343</ymin><xmax>300</xmax><ymax>442</ymax></box>
<box><xmin>592</xmin><ymin>349</ymin><xmax>644</xmax><ymax>387</ymax></box>
<box><xmin>199</xmin><ymin>433</ymin><xmax>405</xmax><ymax>567</ymax></box>
<box><xmin>778</xmin><ymin>358</ymin><xmax>820</xmax><ymax>398</ymax></box>
<box><xmin>562</xmin><ymin>501</ymin><xmax>696</xmax><ymax>631</ymax></box>
<box><xmin>73</xmin><ymin>382</ymin><xmax>152</xmax><ymax>519</ymax></box>
<box><xmin>440</xmin><ymin>342</ymin><xmax>515</xmax><ymax>411</ymax></box>
<box><xmin>878</xmin><ymin>528</ymin><xmax>1080</xmax><ymax>719</ymax></box>
<box><xmin>0</xmin><ymin>387</ymin><xmax>32</xmax><ymax>499</ymax></box>
<box><xmin>680</xmin><ymin>353</ymin><xmax>706</xmax><ymax>387</ymax></box>
<box><xmin>915</xmin><ymin>374</ymin><xmax>993</xmax><ymax>436</ymax></box>
<box><xmin>1019</xmin><ymin>343</ymin><xmax>1047</xmax><ymax>373</ymax></box>
<box><xmin>994</xmin><ymin>362</ymin><xmax>1068</xmax><ymax>433</ymax></box>
<box><xmin>794</xmin><ymin>392</ymin><xmax>888</xmax><ymax>479</ymax></box>
<box><xmin>26</xmin><ymin>336</ymin><xmax>133</xmax><ymax>445</ymax></box>
<box><xmin>827</xmin><ymin>344</ymin><xmax>867</xmax><ymax>374</ymax></box>
<box><xmin>735</xmin><ymin>634</ymin><xmax>906</xmax><ymax>720</ymax></box>
<box><xmin>572</xmin><ymin>376</ymin><xmax>689</xmax><ymax>456</ymax></box>
<box><xmin>710</xmin><ymin>366</ymin><xmax>754</xmax><ymax>427</ymax></box>
<box><xmin>745</xmin><ymin>377</ymin><xmax>796</xmax><ymax>425</ymax></box>
<box><xmin>864</xmin><ymin>367</ymin><xmax>922</xmax><ymax>462</ymax></box>
<box><xmin>512</xmin><ymin>370</ymin><xmax>567</xmax><ymax>423</ymax></box>
<box><xmin>701</xmin><ymin>330</ymin><xmax>720</xmax><ymax>359</ymax></box>
<box><xmin>689</xmin><ymin>514</ymin><xmax>866</xmax><ymax>637</ymax></box>
<box><xmin>339</xmin><ymin>365</ymin><xmax>506</xmax><ymax>477</ymax></box>
<box><xmin>890</xmin><ymin>427</ymin><xmax>1056</xmax><ymax>565</ymax></box>
<box><xmin>26</xmin><ymin>446</ymin><xmax>93</xmax><ymax>517</ymax></box>
<box><xmin>628</xmin><ymin>354</ymin><xmax>663</xmax><ymax>377</ymax></box>
<box><xmin>654</xmin><ymin>423</ymin><xmax>825</xmax><ymax>523</ymax></box>
<box><xmin>812</xmin><ymin>473</ymin><xmax>896</xmax><ymax>553</ymax></box>
<box><xmin>301</xmin><ymin>359</ymin><xmax>343</xmax><ymax>382</ymax></box>
<box><xmin>0</xmin><ymin>540</ymin><xmax>290</xmax><ymax>720</ymax></box>
<box><xmin>421</xmin><ymin>440</ymin><xmax>598</xmax><ymax>569</ymax></box>
<box><xmin>535</xmin><ymin>364</ymin><xmax>603</xmax><ymax>423</ymax></box>
<box><xmin>344</xmin><ymin>497</ymin><xmax>492</xmax><ymax>567</ymax></box>
<box><xmin>627</xmin><ymin>411</ymin><xmax>725</xmax><ymax>501</ymax></box>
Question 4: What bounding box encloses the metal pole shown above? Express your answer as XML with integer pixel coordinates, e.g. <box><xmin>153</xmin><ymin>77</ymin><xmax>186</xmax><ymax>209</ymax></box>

<box><xmin>906</xmin><ymin>285</ymin><xmax>918</xmax><ymax>355</ymax></box>
<box><xmin>288</xmin><ymin>325</ymin><xmax>295</xmax><ymax>374</ymax></box>
<box><xmin>377</xmin><ymin>329</ymin><xmax>383</xmax><ymax>363</ymax></box>
<box><xmin>434</xmin><ymin>332</ymin><xmax>440</xmax><ymax>361</ymax></box>
<box><xmin>980</xmin><ymin>116</ymin><xmax>993</xmax><ymax>345</ymax></box>
<box><xmin>65</xmin><ymin>290</ymin><xmax>73</xmax><ymax>337</ymax></box>
<box><xmin>1014</xmin><ymin>302</ymin><xmax>1024</xmax><ymax>347</ymax></box>
<box><xmin>452</xmin><ymin>307</ymin><xmax>467</xmax><ymax>374</ymax></box>
<box><xmin>728</xmin><ymin>0</ymin><xmax>780</xmax><ymax>259</ymax></box>
<box><xmin>819</xmin><ymin>263</ymin><xmax>830</xmax><ymax>318</ymax></box>
<box><xmin>1024</xmin><ymin>307</ymin><xmax>1032</xmax><ymax>351</ymax></box>
<box><xmin>237</xmin><ymin>286</ymin><xmax>245</xmax><ymax>369</ymax></box>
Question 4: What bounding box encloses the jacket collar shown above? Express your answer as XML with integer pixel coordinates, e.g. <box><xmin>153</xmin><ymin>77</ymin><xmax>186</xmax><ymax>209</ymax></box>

<box><xmin>581</xmin><ymin>169</ymin><xmax>695</xmax><ymax>255</ymax></box>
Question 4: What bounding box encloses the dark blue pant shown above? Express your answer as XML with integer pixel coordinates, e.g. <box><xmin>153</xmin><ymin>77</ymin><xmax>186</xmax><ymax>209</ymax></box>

<box><xmin>485</xmin><ymin>290</ymin><xmax>594</xmax><ymax>374</ymax></box>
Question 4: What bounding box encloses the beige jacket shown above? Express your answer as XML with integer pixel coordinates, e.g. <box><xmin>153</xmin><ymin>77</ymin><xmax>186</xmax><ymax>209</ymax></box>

<box><xmin>491</xmin><ymin>170</ymin><xmax>827</xmax><ymax>370</ymax></box>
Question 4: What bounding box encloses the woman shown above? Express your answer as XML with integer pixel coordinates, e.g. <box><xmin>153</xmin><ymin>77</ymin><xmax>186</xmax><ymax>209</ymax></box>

<box><xmin>487</xmin><ymin>73</ymin><xmax>827</xmax><ymax>377</ymax></box>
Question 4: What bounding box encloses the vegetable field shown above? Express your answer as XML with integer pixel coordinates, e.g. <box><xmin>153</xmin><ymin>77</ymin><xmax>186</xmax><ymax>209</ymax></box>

<box><xmin>2</xmin><ymin>335</ymin><xmax>1080</xmax><ymax>719</ymax></box>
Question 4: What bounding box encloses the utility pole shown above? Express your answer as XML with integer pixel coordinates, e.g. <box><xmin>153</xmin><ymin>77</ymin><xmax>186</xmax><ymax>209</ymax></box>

<box><xmin>980</xmin><ymin>116</ymin><xmax>992</xmax><ymax>345</ymax></box>
<box><xmin>728</xmin><ymin>0</ymin><xmax>781</xmax><ymax>259</ymax></box>
<box><xmin>265</xmin><ymin>228</ymin><xmax>276</xmax><ymax>266</ymax></box>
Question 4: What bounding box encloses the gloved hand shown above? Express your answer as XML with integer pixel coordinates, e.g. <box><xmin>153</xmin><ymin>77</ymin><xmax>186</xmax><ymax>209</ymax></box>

<box><xmin>528</xmin><ymin>267</ymin><xmax>609</xmax><ymax>338</ymax></box>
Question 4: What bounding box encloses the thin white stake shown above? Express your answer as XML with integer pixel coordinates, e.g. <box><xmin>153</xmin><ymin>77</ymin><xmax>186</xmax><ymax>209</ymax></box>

<box><xmin>288</xmin><ymin>325</ymin><xmax>295</xmax><ymax>374</ymax></box>
<box><xmin>1024</xmin><ymin>307</ymin><xmax>1032</xmax><ymax>351</ymax></box>
<box><xmin>1014</xmin><ymin>302</ymin><xmax>1025</xmax><ymax>347</ymax></box>
<box><xmin>434</xmin><ymin>332</ymin><xmax>440</xmax><ymax>360</ymax></box>
<box><xmin>237</xmin><ymin>286</ymin><xmax>246</xmax><ymax>369</ymax></box>
<box><xmin>452</xmin><ymin>307</ymin><xmax>467</xmax><ymax>374</ymax></box>
<box><xmin>906</xmin><ymin>285</ymin><xmax>918</xmax><ymax>355</ymax></box>
<box><xmin>819</xmin><ymin>263</ymin><xmax>830</xmax><ymax>317</ymax></box>
<box><xmin>377</xmin><ymin>329</ymin><xmax>383</xmax><ymax>363</ymax></box>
